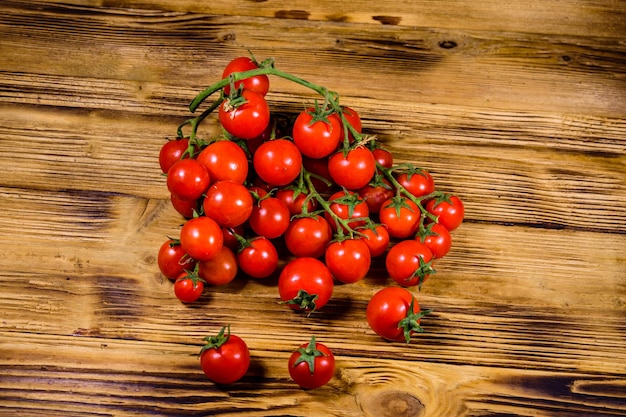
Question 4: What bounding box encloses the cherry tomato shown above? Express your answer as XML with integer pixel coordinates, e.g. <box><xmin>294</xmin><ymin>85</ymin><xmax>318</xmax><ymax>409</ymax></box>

<box><xmin>157</xmin><ymin>239</ymin><xmax>196</xmax><ymax>280</ymax></box>
<box><xmin>222</xmin><ymin>225</ymin><xmax>245</xmax><ymax>251</ymax></box>
<box><xmin>372</xmin><ymin>147</ymin><xmax>393</xmax><ymax>169</ymax></box>
<box><xmin>288</xmin><ymin>336</ymin><xmax>335</xmax><ymax>389</ymax></box>
<box><xmin>219</xmin><ymin>89</ymin><xmax>270</xmax><ymax>140</ymax></box>
<box><xmin>236</xmin><ymin>236</ymin><xmax>278</xmax><ymax>279</ymax></box>
<box><xmin>278</xmin><ymin>257</ymin><xmax>334</xmax><ymax>313</ymax></box>
<box><xmin>395</xmin><ymin>170</ymin><xmax>435</xmax><ymax>199</ymax></box>
<box><xmin>339</xmin><ymin>106</ymin><xmax>362</xmax><ymax>143</ymax></box>
<box><xmin>357</xmin><ymin>178</ymin><xmax>394</xmax><ymax>214</ymax></box>
<box><xmin>197</xmin><ymin>246</ymin><xmax>238</xmax><ymax>286</ymax></box>
<box><xmin>173</xmin><ymin>272</ymin><xmax>204</xmax><ymax>303</ymax></box>
<box><xmin>203</xmin><ymin>180</ymin><xmax>253</xmax><ymax>228</ymax></box>
<box><xmin>284</xmin><ymin>215</ymin><xmax>332</xmax><ymax>258</ymax></box>
<box><xmin>253</xmin><ymin>139</ymin><xmax>302</xmax><ymax>186</ymax></box>
<box><xmin>358</xmin><ymin>224</ymin><xmax>390</xmax><ymax>258</ymax></box>
<box><xmin>302</xmin><ymin>156</ymin><xmax>334</xmax><ymax>194</ymax></box>
<box><xmin>366</xmin><ymin>287</ymin><xmax>430</xmax><ymax>342</ymax></box>
<box><xmin>328</xmin><ymin>146</ymin><xmax>376</xmax><ymax>190</ymax></box>
<box><xmin>248</xmin><ymin>196</ymin><xmax>290</xmax><ymax>239</ymax></box>
<box><xmin>159</xmin><ymin>138</ymin><xmax>190</xmax><ymax>173</ymax></box>
<box><xmin>179</xmin><ymin>216</ymin><xmax>224</xmax><ymax>261</ymax></box>
<box><xmin>222</xmin><ymin>56</ymin><xmax>269</xmax><ymax>96</ymax></box>
<box><xmin>379</xmin><ymin>196</ymin><xmax>421</xmax><ymax>239</ymax></box>
<box><xmin>386</xmin><ymin>240</ymin><xmax>434</xmax><ymax>288</ymax></box>
<box><xmin>200</xmin><ymin>326</ymin><xmax>250</xmax><ymax>384</ymax></box>
<box><xmin>325</xmin><ymin>190</ymin><xmax>369</xmax><ymax>233</ymax></box>
<box><xmin>419</xmin><ymin>223</ymin><xmax>452</xmax><ymax>259</ymax></box>
<box><xmin>166</xmin><ymin>158</ymin><xmax>210</xmax><ymax>201</ymax></box>
<box><xmin>276</xmin><ymin>188</ymin><xmax>317</xmax><ymax>216</ymax></box>
<box><xmin>325</xmin><ymin>238</ymin><xmax>371</xmax><ymax>284</ymax></box>
<box><xmin>197</xmin><ymin>140</ymin><xmax>249</xmax><ymax>184</ymax></box>
<box><xmin>170</xmin><ymin>194</ymin><xmax>199</xmax><ymax>219</ymax></box>
<box><xmin>425</xmin><ymin>195</ymin><xmax>465</xmax><ymax>231</ymax></box>
<box><xmin>292</xmin><ymin>109</ymin><xmax>342</xmax><ymax>159</ymax></box>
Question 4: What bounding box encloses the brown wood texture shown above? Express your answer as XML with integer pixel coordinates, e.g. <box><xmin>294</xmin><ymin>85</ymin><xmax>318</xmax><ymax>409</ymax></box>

<box><xmin>1</xmin><ymin>1</ymin><xmax>625</xmax><ymax>416</ymax></box>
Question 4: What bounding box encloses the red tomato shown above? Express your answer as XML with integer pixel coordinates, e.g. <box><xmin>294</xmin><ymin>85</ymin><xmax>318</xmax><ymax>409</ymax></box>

<box><xmin>276</xmin><ymin>188</ymin><xmax>317</xmax><ymax>216</ymax></box>
<box><xmin>284</xmin><ymin>215</ymin><xmax>332</xmax><ymax>258</ymax></box>
<box><xmin>197</xmin><ymin>246</ymin><xmax>238</xmax><ymax>286</ymax></box>
<box><xmin>328</xmin><ymin>146</ymin><xmax>376</xmax><ymax>190</ymax></box>
<box><xmin>396</xmin><ymin>170</ymin><xmax>435</xmax><ymax>199</ymax></box>
<box><xmin>236</xmin><ymin>236</ymin><xmax>278</xmax><ymax>279</ymax></box>
<box><xmin>179</xmin><ymin>216</ymin><xmax>224</xmax><ymax>261</ymax></box>
<box><xmin>366</xmin><ymin>287</ymin><xmax>430</xmax><ymax>342</ymax></box>
<box><xmin>203</xmin><ymin>180</ymin><xmax>253</xmax><ymax>228</ymax></box>
<box><xmin>219</xmin><ymin>89</ymin><xmax>270</xmax><ymax>140</ymax></box>
<box><xmin>278</xmin><ymin>257</ymin><xmax>334</xmax><ymax>313</ymax></box>
<box><xmin>357</xmin><ymin>178</ymin><xmax>394</xmax><ymax>214</ymax></box>
<box><xmin>386</xmin><ymin>240</ymin><xmax>435</xmax><ymax>288</ymax></box>
<box><xmin>325</xmin><ymin>190</ymin><xmax>369</xmax><ymax>233</ymax></box>
<box><xmin>325</xmin><ymin>238</ymin><xmax>371</xmax><ymax>284</ymax></box>
<box><xmin>197</xmin><ymin>140</ymin><xmax>249</xmax><ymax>184</ymax></box>
<box><xmin>253</xmin><ymin>139</ymin><xmax>303</xmax><ymax>186</ymax></box>
<box><xmin>359</xmin><ymin>224</ymin><xmax>390</xmax><ymax>258</ymax></box>
<box><xmin>166</xmin><ymin>158</ymin><xmax>210</xmax><ymax>201</ymax></box>
<box><xmin>339</xmin><ymin>106</ymin><xmax>362</xmax><ymax>143</ymax></box>
<box><xmin>222</xmin><ymin>56</ymin><xmax>269</xmax><ymax>96</ymax></box>
<box><xmin>159</xmin><ymin>138</ymin><xmax>190</xmax><ymax>173</ymax></box>
<box><xmin>292</xmin><ymin>109</ymin><xmax>342</xmax><ymax>159</ymax></box>
<box><xmin>173</xmin><ymin>272</ymin><xmax>204</xmax><ymax>303</ymax></box>
<box><xmin>425</xmin><ymin>195</ymin><xmax>465</xmax><ymax>231</ymax></box>
<box><xmin>248</xmin><ymin>196</ymin><xmax>290</xmax><ymax>239</ymax></box>
<box><xmin>379</xmin><ymin>196</ymin><xmax>421</xmax><ymax>239</ymax></box>
<box><xmin>222</xmin><ymin>225</ymin><xmax>245</xmax><ymax>251</ymax></box>
<box><xmin>288</xmin><ymin>336</ymin><xmax>335</xmax><ymax>389</ymax></box>
<box><xmin>372</xmin><ymin>147</ymin><xmax>393</xmax><ymax>169</ymax></box>
<box><xmin>200</xmin><ymin>326</ymin><xmax>250</xmax><ymax>384</ymax></box>
<box><xmin>157</xmin><ymin>239</ymin><xmax>196</xmax><ymax>280</ymax></box>
<box><xmin>419</xmin><ymin>223</ymin><xmax>452</xmax><ymax>259</ymax></box>
<box><xmin>170</xmin><ymin>194</ymin><xmax>199</xmax><ymax>219</ymax></box>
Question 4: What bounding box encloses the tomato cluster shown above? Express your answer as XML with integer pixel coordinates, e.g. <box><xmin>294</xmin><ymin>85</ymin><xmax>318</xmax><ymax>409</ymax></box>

<box><xmin>157</xmin><ymin>55</ymin><xmax>465</xmax><ymax>387</ymax></box>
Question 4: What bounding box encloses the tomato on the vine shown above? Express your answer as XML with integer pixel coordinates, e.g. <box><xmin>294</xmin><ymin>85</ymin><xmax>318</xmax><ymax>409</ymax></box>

<box><xmin>179</xmin><ymin>216</ymin><xmax>224</xmax><ymax>261</ymax></box>
<box><xmin>236</xmin><ymin>236</ymin><xmax>278</xmax><ymax>279</ymax></box>
<box><xmin>328</xmin><ymin>146</ymin><xmax>376</xmax><ymax>190</ymax></box>
<box><xmin>166</xmin><ymin>158</ymin><xmax>210</xmax><ymax>202</ymax></box>
<box><xmin>197</xmin><ymin>140</ymin><xmax>249</xmax><ymax>184</ymax></box>
<box><xmin>276</xmin><ymin>188</ymin><xmax>317</xmax><ymax>216</ymax></box>
<box><xmin>325</xmin><ymin>238</ymin><xmax>371</xmax><ymax>284</ymax></box>
<box><xmin>219</xmin><ymin>89</ymin><xmax>270</xmax><ymax>140</ymax></box>
<box><xmin>248</xmin><ymin>195</ymin><xmax>290</xmax><ymax>239</ymax></box>
<box><xmin>339</xmin><ymin>106</ymin><xmax>362</xmax><ymax>143</ymax></box>
<box><xmin>222</xmin><ymin>56</ymin><xmax>269</xmax><ymax>96</ymax></box>
<box><xmin>157</xmin><ymin>239</ymin><xmax>196</xmax><ymax>280</ymax></box>
<box><xmin>293</xmin><ymin>108</ymin><xmax>342</xmax><ymax>159</ymax></box>
<box><xmin>278</xmin><ymin>257</ymin><xmax>334</xmax><ymax>314</ymax></box>
<box><xmin>325</xmin><ymin>190</ymin><xmax>369</xmax><ymax>233</ymax></box>
<box><xmin>253</xmin><ymin>138</ymin><xmax>302</xmax><ymax>186</ymax></box>
<box><xmin>173</xmin><ymin>271</ymin><xmax>204</xmax><ymax>303</ymax></box>
<box><xmin>288</xmin><ymin>336</ymin><xmax>335</xmax><ymax>389</ymax></box>
<box><xmin>395</xmin><ymin>169</ymin><xmax>435</xmax><ymax>199</ymax></box>
<box><xmin>366</xmin><ymin>287</ymin><xmax>430</xmax><ymax>343</ymax></box>
<box><xmin>159</xmin><ymin>138</ymin><xmax>190</xmax><ymax>173</ymax></box>
<box><xmin>372</xmin><ymin>147</ymin><xmax>393</xmax><ymax>169</ymax></box>
<box><xmin>197</xmin><ymin>246</ymin><xmax>238</xmax><ymax>286</ymax></box>
<box><xmin>425</xmin><ymin>195</ymin><xmax>465</xmax><ymax>231</ymax></box>
<box><xmin>357</xmin><ymin>177</ymin><xmax>394</xmax><ymax>214</ymax></box>
<box><xmin>358</xmin><ymin>224</ymin><xmax>390</xmax><ymax>258</ymax></box>
<box><xmin>386</xmin><ymin>240</ymin><xmax>435</xmax><ymax>288</ymax></box>
<box><xmin>418</xmin><ymin>223</ymin><xmax>452</xmax><ymax>259</ymax></box>
<box><xmin>379</xmin><ymin>196</ymin><xmax>421</xmax><ymax>239</ymax></box>
<box><xmin>200</xmin><ymin>325</ymin><xmax>250</xmax><ymax>384</ymax></box>
<box><xmin>203</xmin><ymin>180</ymin><xmax>253</xmax><ymax>228</ymax></box>
<box><xmin>284</xmin><ymin>215</ymin><xmax>332</xmax><ymax>258</ymax></box>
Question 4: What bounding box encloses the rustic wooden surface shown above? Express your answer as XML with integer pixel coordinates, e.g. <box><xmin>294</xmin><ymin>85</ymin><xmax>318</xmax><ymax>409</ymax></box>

<box><xmin>1</xmin><ymin>1</ymin><xmax>625</xmax><ymax>416</ymax></box>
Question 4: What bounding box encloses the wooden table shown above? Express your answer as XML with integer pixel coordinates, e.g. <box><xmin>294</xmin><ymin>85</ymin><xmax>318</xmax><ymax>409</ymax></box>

<box><xmin>1</xmin><ymin>1</ymin><xmax>625</xmax><ymax>416</ymax></box>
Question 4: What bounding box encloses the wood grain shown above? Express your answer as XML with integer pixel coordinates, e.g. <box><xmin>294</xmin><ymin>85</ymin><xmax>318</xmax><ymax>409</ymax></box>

<box><xmin>1</xmin><ymin>1</ymin><xmax>625</xmax><ymax>416</ymax></box>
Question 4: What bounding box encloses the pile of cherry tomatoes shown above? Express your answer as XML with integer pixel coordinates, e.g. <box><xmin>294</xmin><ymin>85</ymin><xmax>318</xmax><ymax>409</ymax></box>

<box><xmin>157</xmin><ymin>55</ymin><xmax>464</xmax><ymax>389</ymax></box>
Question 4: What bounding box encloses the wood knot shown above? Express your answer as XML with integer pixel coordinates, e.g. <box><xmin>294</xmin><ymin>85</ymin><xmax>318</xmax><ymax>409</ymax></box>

<box><xmin>360</xmin><ymin>390</ymin><xmax>425</xmax><ymax>417</ymax></box>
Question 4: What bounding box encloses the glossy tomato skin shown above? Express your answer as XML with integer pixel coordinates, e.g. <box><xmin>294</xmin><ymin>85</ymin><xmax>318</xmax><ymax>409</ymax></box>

<box><xmin>222</xmin><ymin>56</ymin><xmax>269</xmax><ymax>96</ymax></box>
<box><xmin>253</xmin><ymin>139</ymin><xmax>303</xmax><ymax>186</ymax></box>
<box><xmin>200</xmin><ymin>332</ymin><xmax>250</xmax><ymax>384</ymax></box>
<box><xmin>357</xmin><ymin>178</ymin><xmax>394</xmax><ymax>214</ymax></box>
<box><xmin>284</xmin><ymin>215</ymin><xmax>332</xmax><ymax>258</ymax></box>
<box><xmin>179</xmin><ymin>216</ymin><xmax>224</xmax><ymax>261</ymax></box>
<box><xmin>236</xmin><ymin>236</ymin><xmax>278</xmax><ymax>279</ymax></box>
<box><xmin>292</xmin><ymin>109</ymin><xmax>342</xmax><ymax>159</ymax></box>
<box><xmin>278</xmin><ymin>257</ymin><xmax>334</xmax><ymax>313</ymax></box>
<box><xmin>203</xmin><ymin>180</ymin><xmax>253</xmax><ymax>228</ymax></box>
<box><xmin>386</xmin><ymin>240</ymin><xmax>434</xmax><ymax>287</ymax></box>
<box><xmin>288</xmin><ymin>338</ymin><xmax>335</xmax><ymax>389</ymax></box>
<box><xmin>219</xmin><ymin>89</ymin><xmax>270</xmax><ymax>140</ymax></box>
<box><xmin>328</xmin><ymin>146</ymin><xmax>376</xmax><ymax>190</ymax></box>
<box><xmin>167</xmin><ymin>158</ymin><xmax>211</xmax><ymax>201</ymax></box>
<box><xmin>339</xmin><ymin>106</ymin><xmax>362</xmax><ymax>143</ymax></box>
<box><xmin>420</xmin><ymin>223</ymin><xmax>452</xmax><ymax>259</ymax></box>
<box><xmin>359</xmin><ymin>224</ymin><xmax>390</xmax><ymax>258</ymax></box>
<box><xmin>197</xmin><ymin>140</ymin><xmax>249</xmax><ymax>184</ymax></box>
<box><xmin>157</xmin><ymin>239</ymin><xmax>196</xmax><ymax>280</ymax></box>
<box><xmin>425</xmin><ymin>195</ymin><xmax>465</xmax><ymax>231</ymax></box>
<box><xmin>159</xmin><ymin>138</ymin><xmax>190</xmax><ymax>173</ymax></box>
<box><xmin>197</xmin><ymin>246</ymin><xmax>238</xmax><ymax>286</ymax></box>
<box><xmin>325</xmin><ymin>238</ymin><xmax>371</xmax><ymax>284</ymax></box>
<box><xmin>248</xmin><ymin>196</ymin><xmax>290</xmax><ymax>239</ymax></box>
<box><xmin>379</xmin><ymin>197</ymin><xmax>421</xmax><ymax>239</ymax></box>
<box><xmin>396</xmin><ymin>170</ymin><xmax>435</xmax><ymax>199</ymax></box>
<box><xmin>366</xmin><ymin>287</ymin><xmax>424</xmax><ymax>342</ymax></box>
<box><xmin>372</xmin><ymin>147</ymin><xmax>393</xmax><ymax>169</ymax></box>
<box><xmin>325</xmin><ymin>190</ymin><xmax>369</xmax><ymax>233</ymax></box>
<box><xmin>174</xmin><ymin>272</ymin><xmax>204</xmax><ymax>303</ymax></box>
<box><xmin>276</xmin><ymin>188</ymin><xmax>317</xmax><ymax>216</ymax></box>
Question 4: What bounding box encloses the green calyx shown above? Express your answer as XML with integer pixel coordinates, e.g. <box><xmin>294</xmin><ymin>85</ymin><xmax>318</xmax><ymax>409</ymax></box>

<box><xmin>397</xmin><ymin>298</ymin><xmax>432</xmax><ymax>343</ymax></box>
<box><xmin>200</xmin><ymin>325</ymin><xmax>231</xmax><ymax>355</ymax></box>
<box><xmin>282</xmin><ymin>289</ymin><xmax>319</xmax><ymax>316</ymax></box>
<box><xmin>292</xmin><ymin>336</ymin><xmax>326</xmax><ymax>374</ymax></box>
